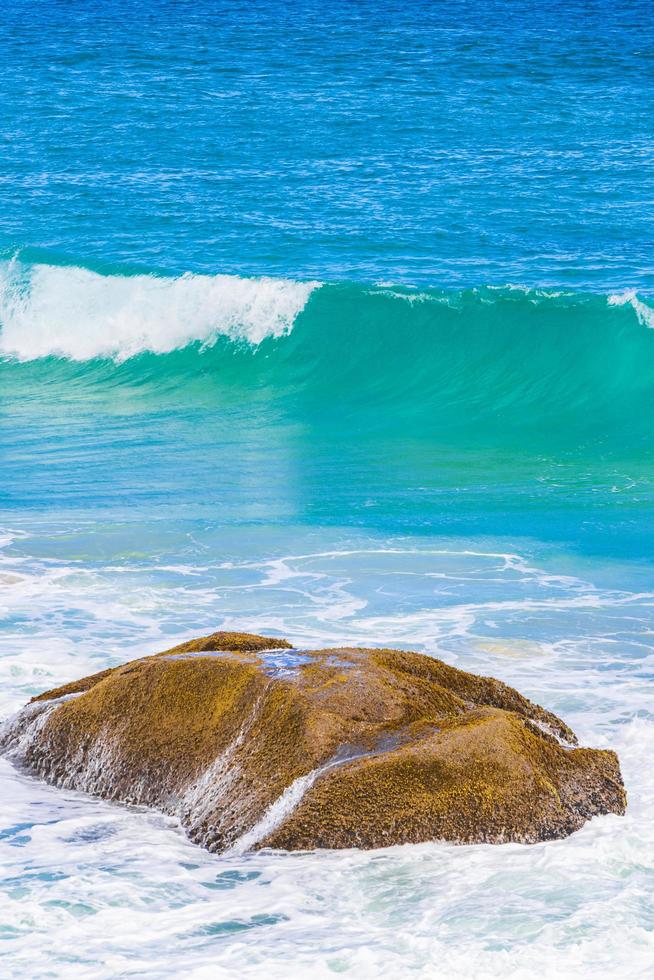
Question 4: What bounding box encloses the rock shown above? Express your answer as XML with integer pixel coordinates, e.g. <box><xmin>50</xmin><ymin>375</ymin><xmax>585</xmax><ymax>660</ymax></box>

<box><xmin>0</xmin><ymin>631</ymin><xmax>626</xmax><ymax>852</ymax></box>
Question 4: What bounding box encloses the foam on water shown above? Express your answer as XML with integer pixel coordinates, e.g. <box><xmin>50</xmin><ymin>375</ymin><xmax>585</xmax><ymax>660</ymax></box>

<box><xmin>607</xmin><ymin>290</ymin><xmax>654</xmax><ymax>330</ymax></box>
<box><xmin>2</xmin><ymin>0</ymin><xmax>654</xmax><ymax>972</ymax></box>
<box><xmin>0</xmin><ymin>260</ymin><xmax>320</xmax><ymax>361</ymax></box>
<box><xmin>1</xmin><ymin>525</ymin><xmax>653</xmax><ymax>977</ymax></box>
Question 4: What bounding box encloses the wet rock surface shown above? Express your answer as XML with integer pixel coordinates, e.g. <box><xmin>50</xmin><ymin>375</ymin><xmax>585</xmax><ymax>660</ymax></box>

<box><xmin>1</xmin><ymin>631</ymin><xmax>626</xmax><ymax>851</ymax></box>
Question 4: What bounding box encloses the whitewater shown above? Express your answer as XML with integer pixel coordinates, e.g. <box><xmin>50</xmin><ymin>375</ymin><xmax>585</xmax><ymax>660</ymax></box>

<box><xmin>3</xmin><ymin>0</ymin><xmax>654</xmax><ymax>975</ymax></box>
<box><xmin>1</xmin><ymin>527</ymin><xmax>654</xmax><ymax>978</ymax></box>
<box><xmin>2</xmin><ymin>259</ymin><xmax>654</xmax><ymax>364</ymax></box>
<box><xmin>0</xmin><ymin>260</ymin><xmax>321</xmax><ymax>361</ymax></box>
<box><xmin>0</xmin><ymin>262</ymin><xmax>653</xmax><ymax>977</ymax></box>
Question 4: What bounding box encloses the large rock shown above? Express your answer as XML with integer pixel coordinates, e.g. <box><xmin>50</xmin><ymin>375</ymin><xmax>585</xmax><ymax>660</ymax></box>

<box><xmin>1</xmin><ymin>631</ymin><xmax>626</xmax><ymax>851</ymax></box>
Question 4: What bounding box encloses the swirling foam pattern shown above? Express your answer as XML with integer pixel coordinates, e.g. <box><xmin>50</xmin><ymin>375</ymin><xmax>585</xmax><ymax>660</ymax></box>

<box><xmin>2</xmin><ymin>0</ymin><xmax>654</xmax><ymax>974</ymax></box>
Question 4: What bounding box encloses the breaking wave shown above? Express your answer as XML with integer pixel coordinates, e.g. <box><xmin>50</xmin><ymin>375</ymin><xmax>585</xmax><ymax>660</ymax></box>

<box><xmin>1</xmin><ymin>258</ymin><xmax>654</xmax><ymax>453</ymax></box>
<box><xmin>0</xmin><ymin>259</ymin><xmax>320</xmax><ymax>361</ymax></box>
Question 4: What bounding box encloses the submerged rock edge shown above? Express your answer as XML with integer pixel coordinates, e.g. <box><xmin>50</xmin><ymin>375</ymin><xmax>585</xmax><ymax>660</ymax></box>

<box><xmin>1</xmin><ymin>631</ymin><xmax>626</xmax><ymax>853</ymax></box>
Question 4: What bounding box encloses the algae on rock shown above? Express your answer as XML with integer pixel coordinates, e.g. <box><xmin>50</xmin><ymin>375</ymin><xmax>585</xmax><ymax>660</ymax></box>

<box><xmin>1</xmin><ymin>631</ymin><xmax>626</xmax><ymax>852</ymax></box>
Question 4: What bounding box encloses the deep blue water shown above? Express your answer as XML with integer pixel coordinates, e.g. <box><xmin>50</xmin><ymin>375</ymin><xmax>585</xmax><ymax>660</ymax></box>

<box><xmin>2</xmin><ymin>0</ymin><xmax>653</xmax><ymax>287</ymax></box>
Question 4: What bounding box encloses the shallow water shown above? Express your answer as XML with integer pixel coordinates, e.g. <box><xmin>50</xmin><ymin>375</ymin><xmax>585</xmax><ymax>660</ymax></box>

<box><xmin>1</xmin><ymin>527</ymin><xmax>653</xmax><ymax>977</ymax></box>
<box><xmin>2</xmin><ymin>0</ymin><xmax>654</xmax><ymax>975</ymax></box>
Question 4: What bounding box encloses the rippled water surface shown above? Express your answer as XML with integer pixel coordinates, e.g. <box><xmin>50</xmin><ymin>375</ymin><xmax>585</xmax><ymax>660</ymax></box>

<box><xmin>2</xmin><ymin>0</ymin><xmax>654</xmax><ymax>976</ymax></box>
<box><xmin>2</xmin><ymin>0</ymin><xmax>654</xmax><ymax>288</ymax></box>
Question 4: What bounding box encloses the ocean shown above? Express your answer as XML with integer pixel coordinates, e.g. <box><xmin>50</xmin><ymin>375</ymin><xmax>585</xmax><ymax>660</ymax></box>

<box><xmin>1</xmin><ymin>1</ymin><xmax>653</xmax><ymax>977</ymax></box>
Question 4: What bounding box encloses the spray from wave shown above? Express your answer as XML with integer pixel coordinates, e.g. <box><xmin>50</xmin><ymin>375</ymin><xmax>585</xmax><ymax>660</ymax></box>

<box><xmin>607</xmin><ymin>289</ymin><xmax>654</xmax><ymax>330</ymax></box>
<box><xmin>0</xmin><ymin>259</ymin><xmax>320</xmax><ymax>361</ymax></box>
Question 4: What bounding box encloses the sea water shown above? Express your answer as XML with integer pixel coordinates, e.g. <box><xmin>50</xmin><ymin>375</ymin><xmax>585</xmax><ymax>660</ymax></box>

<box><xmin>1</xmin><ymin>1</ymin><xmax>654</xmax><ymax>977</ymax></box>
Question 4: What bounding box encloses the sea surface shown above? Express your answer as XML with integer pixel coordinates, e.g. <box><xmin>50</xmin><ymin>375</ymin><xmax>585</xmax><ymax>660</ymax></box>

<box><xmin>1</xmin><ymin>1</ymin><xmax>654</xmax><ymax>977</ymax></box>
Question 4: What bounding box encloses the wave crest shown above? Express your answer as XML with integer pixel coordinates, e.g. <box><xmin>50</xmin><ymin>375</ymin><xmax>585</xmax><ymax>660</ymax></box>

<box><xmin>0</xmin><ymin>261</ymin><xmax>320</xmax><ymax>362</ymax></box>
<box><xmin>607</xmin><ymin>289</ymin><xmax>654</xmax><ymax>330</ymax></box>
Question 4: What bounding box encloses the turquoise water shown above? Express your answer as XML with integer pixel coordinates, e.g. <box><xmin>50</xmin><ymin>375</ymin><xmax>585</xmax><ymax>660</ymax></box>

<box><xmin>1</xmin><ymin>2</ymin><xmax>654</xmax><ymax>977</ymax></box>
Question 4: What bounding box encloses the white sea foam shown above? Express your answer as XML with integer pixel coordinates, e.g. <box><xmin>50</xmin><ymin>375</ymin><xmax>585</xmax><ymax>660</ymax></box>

<box><xmin>229</xmin><ymin>749</ymin><xmax>365</xmax><ymax>855</ymax></box>
<box><xmin>229</xmin><ymin>767</ymin><xmax>325</xmax><ymax>855</ymax></box>
<box><xmin>608</xmin><ymin>289</ymin><xmax>654</xmax><ymax>329</ymax></box>
<box><xmin>1</xmin><ymin>527</ymin><xmax>653</xmax><ymax>977</ymax></box>
<box><xmin>0</xmin><ymin>260</ymin><xmax>320</xmax><ymax>361</ymax></box>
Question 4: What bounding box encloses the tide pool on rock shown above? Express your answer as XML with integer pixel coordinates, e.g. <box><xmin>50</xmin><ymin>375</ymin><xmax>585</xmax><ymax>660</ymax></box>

<box><xmin>1</xmin><ymin>631</ymin><xmax>626</xmax><ymax>853</ymax></box>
